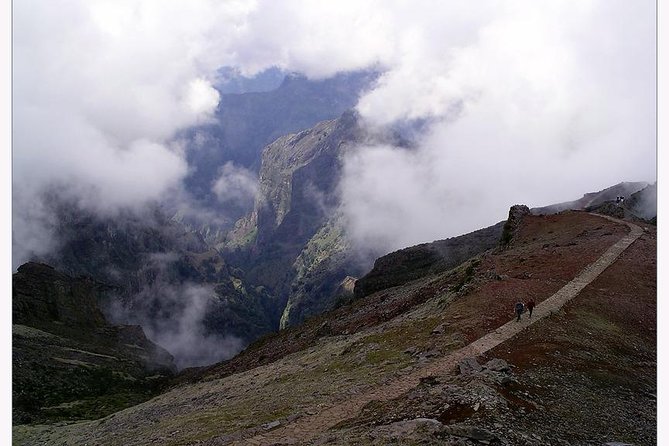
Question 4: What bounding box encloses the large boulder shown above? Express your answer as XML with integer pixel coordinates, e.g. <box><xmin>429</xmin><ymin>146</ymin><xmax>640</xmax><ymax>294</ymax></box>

<box><xmin>499</xmin><ymin>205</ymin><xmax>531</xmax><ymax>247</ymax></box>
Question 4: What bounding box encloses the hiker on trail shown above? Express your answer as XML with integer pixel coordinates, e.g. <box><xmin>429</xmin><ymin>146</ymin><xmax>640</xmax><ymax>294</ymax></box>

<box><xmin>526</xmin><ymin>299</ymin><xmax>535</xmax><ymax>318</ymax></box>
<box><xmin>514</xmin><ymin>302</ymin><xmax>524</xmax><ymax>322</ymax></box>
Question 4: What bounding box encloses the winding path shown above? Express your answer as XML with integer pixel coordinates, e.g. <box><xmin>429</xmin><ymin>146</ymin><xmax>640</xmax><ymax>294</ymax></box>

<box><xmin>234</xmin><ymin>215</ymin><xmax>643</xmax><ymax>445</ymax></box>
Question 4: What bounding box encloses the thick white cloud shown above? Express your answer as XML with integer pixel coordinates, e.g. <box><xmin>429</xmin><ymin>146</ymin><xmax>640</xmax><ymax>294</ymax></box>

<box><xmin>342</xmin><ymin>0</ymin><xmax>656</xmax><ymax>253</ymax></box>
<box><xmin>13</xmin><ymin>0</ymin><xmax>240</xmax><ymax>263</ymax></box>
<box><xmin>13</xmin><ymin>0</ymin><xmax>656</xmax><ymax>261</ymax></box>
<box><xmin>211</xmin><ymin>162</ymin><xmax>258</xmax><ymax>205</ymax></box>
<box><xmin>104</xmin><ymin>272</ymin><xmax>245</xmax><ymax>369</ymax></box>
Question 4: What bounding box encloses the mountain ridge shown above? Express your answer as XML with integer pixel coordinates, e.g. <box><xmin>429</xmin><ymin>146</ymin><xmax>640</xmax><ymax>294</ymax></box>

<box><xmin>223</xmin><ymin>111</ymin><xmax>369</xmax><ymax>328</ymax></box>
<box><xmin>530</xmin><ymin>181</ymin><xmax>649</xmax><ymax>215</ymax></box>
<box><xmin>15</xmin><ymin>209</ymin><xmax>655</xmax><ymax>445</ymax></box>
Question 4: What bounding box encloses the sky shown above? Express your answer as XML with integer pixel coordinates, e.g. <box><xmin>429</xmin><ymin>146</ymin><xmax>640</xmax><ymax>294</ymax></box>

<box><xmin>12</xmin><ymin>0</ymin><xmax>656</xmax><ymax>262</ymax></box>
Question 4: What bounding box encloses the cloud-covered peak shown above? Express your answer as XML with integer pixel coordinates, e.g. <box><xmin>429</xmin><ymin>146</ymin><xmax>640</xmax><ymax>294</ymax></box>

<box><xmin>13</xmin><ymin>0</ymin><xmax>656</xmax><ymax>261</ymax></box>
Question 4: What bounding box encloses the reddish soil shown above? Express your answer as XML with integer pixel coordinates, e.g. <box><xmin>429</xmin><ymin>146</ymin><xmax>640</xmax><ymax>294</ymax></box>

<box><xmin>434</xmin><ymin>212</ymin><xmax>630</xmax><ymax>343</ymax></box>
<box><xmin>491</xmin><ymin>220</ymin><xmax>656</xmax><ymax>369</ymax></box>
<box><xmin>330</xmin><ymin>212</ymin><xmax>656</xmax><ymax>445</ymax></box>
<box><xmin>180</xmin><ymin>211</ymin><xmax>635</xmax><ymax>386</ymax></box>
<box><xmin>480</xmin><ymin>221</ymin><xmax>657</xmax><ymax>445</ymax></box>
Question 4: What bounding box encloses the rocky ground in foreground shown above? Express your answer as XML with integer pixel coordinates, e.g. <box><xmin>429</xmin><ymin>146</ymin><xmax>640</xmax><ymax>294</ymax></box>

<box><xmin>13</xmin><ymin>211</ymin><xmax>656</xmax><ymax>445</ymax></box>
<box><xmin>322</xmin><ymin>220</ymin><xmax>655</xmax><ymax>445</ymax></box>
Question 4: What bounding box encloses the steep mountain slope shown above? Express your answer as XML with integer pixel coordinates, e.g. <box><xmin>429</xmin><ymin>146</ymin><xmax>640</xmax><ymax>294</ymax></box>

<box><xmin>228</xmin><ymin>114</ymin><xmax>359</xmax><ymax>258</ymax></box>
<box><xmin>224</xmin><ymin>111</ymin><xmax>372</xmax><ymax>328</ymax></box>
<box><xmin>622</xmin><ymin>182</ymin><xmax>657</xmax><ymax>221</ymax></box>
<box><xmin>32</xmin><ymin>202</ymin><xmax>276</xmax><ymax>367</ymax></box>
<box><xmin>15</xmin><ymin>209</ymin><xmax>656</xmax><ymax>445</ymax></box>
<box><xmin>279</xmin><ymin>216</ymin><xmax>358</xmax><ymax>328</ymax></box>
<box><xmin>353</xmin><ymin>220</ymin><xmax>507</xmax><ymax>299</ymax></box>
<box><xmin>184</xmin><ymin>71</ymin><xmax>377</xmax><ymax>201</ymax></box>
<box><xmin>224</xmin><ymin>109</ymin><xmax>416</xmax><ymax>329</ymax></box>
<box><xmin>531</xmin><ymin>181</ymin><xmax>648</xmax><ymax>215</ymax></box>
<box><xmin>550</xmin><ymin>182</ymin><xmax>657</xmax><ymax>224</ymax></box>
<box><xmin>13</xmin><ymin>262</ymin><xmax>175</xmax><ymax>425</ymax></box>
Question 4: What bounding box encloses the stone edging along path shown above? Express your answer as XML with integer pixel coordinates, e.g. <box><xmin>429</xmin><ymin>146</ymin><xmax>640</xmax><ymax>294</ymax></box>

<box><xmin>234</xmin><ymin>215</ymin><xmax>644</xmax><ymax>446</ymax></box>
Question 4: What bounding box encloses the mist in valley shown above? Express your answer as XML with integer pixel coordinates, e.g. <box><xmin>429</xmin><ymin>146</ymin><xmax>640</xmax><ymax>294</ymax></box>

<box><xmin>12</xmin><ymin>0</ymin><xmax>656</xmax><ymax>366</ymax></box>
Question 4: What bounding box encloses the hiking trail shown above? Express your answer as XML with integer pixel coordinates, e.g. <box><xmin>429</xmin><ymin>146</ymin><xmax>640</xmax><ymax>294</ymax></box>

<box><xmin>232</xmin><ymin>215</ymin><xmax>643</xmax><ymax>446</ymax></box>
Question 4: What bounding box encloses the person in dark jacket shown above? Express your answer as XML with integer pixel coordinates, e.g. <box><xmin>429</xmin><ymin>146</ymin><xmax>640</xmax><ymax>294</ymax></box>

<box><xmin>526</xmin><ymin>299</ymin><xmax>535</xmax><ymax>318</ymax></box>
<box><xmin>514</xmin><ymin>302</ymin><xmax>524</xmax><ymax>322</ymax></box>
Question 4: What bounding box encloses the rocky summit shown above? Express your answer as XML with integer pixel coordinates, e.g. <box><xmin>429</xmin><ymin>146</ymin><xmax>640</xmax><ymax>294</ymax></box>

<box><xmin>14</xmin><ymin>208</ymin><xmax>656</xmax><ymax>445</ymax></box>
<box><xmin>224</xmin><ymin>110</ymin><xmax>389</xmax><ymax>330</ymax></box>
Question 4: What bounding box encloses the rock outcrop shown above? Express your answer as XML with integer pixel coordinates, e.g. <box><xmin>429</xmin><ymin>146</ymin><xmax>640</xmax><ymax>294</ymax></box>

<box><xmin>13</xmin><ymin>262</ymin><xmax>175</xmax><ymax>425</ymax></box>
<box><xmin>13</xmin><ymin>262</ymin><xmax>108</xmax><ymax>330</ymax></box>
<box><xmin>499</xmin><ymin>204</ymin><xmax>531</xmax><ymax>247</ymax></box>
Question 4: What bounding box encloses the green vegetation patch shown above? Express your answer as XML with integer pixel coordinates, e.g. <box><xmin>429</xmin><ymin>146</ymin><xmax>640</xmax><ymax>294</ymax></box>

<box><xmin>573</xmin><ymin>310</ymin><xmax>622</xmax><ymax>336</ymax></box>
<box><xmin>450</xmin><ymin>258</ymin><xmax>481</xmax><ymax>293</ymax></box>
<box><xmin>241</xmin><ymin>226</ymin><xmax>258</xmax><ymax>245</ymax></box>
<box><xmin>360</xmin><ymin>314</ymin><xmax>452</xmax><ymax>355</ymax></box>
<box><xmin>226</xmin><ymin>226</ymin><xmax>258</xmax><ymax>249</ymax></box>
<box><xmin>365</xmin><ymin>348</ymin><xmax>405</xmax><ymax>365</ymax></box>
<box><xmin>40</xmin><ymin>392</ymin><xmax>153</xmax><ymax>422</ymax></box>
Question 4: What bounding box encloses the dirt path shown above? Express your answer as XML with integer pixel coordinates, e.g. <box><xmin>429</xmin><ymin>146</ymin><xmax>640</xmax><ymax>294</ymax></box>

<box><xmin>233</xmin><ymin>216</ymin><xmax>643</xmax><ymax>446</ymax></box>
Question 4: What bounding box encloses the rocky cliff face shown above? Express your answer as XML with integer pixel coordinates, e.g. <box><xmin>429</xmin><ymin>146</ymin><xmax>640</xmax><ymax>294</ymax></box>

<box><xmin>13</xmin><ymin>262</ymin><xmax>109</xmax><ymax>330</ymax></box>
<box><xmin>248</xmin><ymin>111</ymin><xmax>363</xmax><ymax>247</ymax></box>
<box><xmin>279</xmin><ymin>215</ymin><xmax>361</xmax><ymax>328</ymax></box>
<box><xmin>225</xmin><ymin>111</ymin><xmax>370</xmax><ymax>328</ymax></box>
<box><xmin>13</xmin><ymin>262</ymin><xmax>175</xmax><ymax>425</ymax></box>
<box><xmin>184</xmin><ymin>71</ymin><xmax>377</xmax><ymax>202</ymax></box>
<box><xmin>31</xmin><ymin>202</ymin><xmax>276</xmax><ymax>367</ymax></box>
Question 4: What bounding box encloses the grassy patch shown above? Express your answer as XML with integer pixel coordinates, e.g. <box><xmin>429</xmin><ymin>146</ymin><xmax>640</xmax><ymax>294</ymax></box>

<box><xmin>241</xmin><ymin>227</ymin><xmax>258</xmax><ymax>246</ymax></box>
<box><xmin>365</xmin><ymin>349</ymin><xmax>404</xmax><ymax>365</ymax></box>
<box><xmin>573</xmin><ymin>310</ymin><xmax>622</xmax><ymax>336</ymax></box>
<box><xmin>360</xmin><ymin>314</ymin><xmax>448</xmax><ymax>354</ymax></box>
<box><xmin>450</xmin><ymin>258</ymin><xmax>481</xmax><ymax>293</ymax></box>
